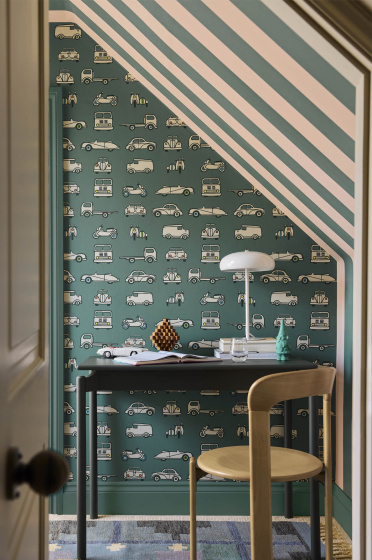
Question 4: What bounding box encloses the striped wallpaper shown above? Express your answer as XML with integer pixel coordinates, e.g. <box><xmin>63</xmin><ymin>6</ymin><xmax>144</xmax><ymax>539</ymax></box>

<box><xmin>50</xmin><ymin>0</ymin><xmax>358</xmax><ymax>495</ymax></box>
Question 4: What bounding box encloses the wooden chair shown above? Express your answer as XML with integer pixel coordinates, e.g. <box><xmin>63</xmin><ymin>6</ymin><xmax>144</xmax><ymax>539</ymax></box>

<box><xmin>189</xmin><ymin>367</ymin><xmax>336</xmax><ymax>560</ymax></box>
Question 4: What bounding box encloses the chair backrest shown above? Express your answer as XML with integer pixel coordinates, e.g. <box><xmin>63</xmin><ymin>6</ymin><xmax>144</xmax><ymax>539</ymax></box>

<box><xmin>248</xmin><ymin>367</ymin><xmax>336</xmax><ymax>411</ymax></box>
<box><xmin>247</xmin><ymin>367</ymin><xmax>336</xmax><ymax>559</ymax></box>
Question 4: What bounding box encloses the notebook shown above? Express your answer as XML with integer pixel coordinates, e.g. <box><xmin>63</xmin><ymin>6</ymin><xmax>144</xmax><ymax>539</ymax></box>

<box><xmin>113</xmin><ymin>350</ymin><xmax>222</xmax><ymax>366</ymax></box>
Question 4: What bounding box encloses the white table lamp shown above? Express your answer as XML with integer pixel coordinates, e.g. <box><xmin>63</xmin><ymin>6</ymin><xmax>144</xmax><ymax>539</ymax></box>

<box><xmin>220</xmin><ymin>250</ymin><xmax>275</xmax><ymax>340</ymax></box>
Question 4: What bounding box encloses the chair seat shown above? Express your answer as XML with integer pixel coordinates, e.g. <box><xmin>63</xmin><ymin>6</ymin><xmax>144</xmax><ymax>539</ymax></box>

<box><xmin>197</xmin><ymin>446</ymin><xmax>323</xmax><ymax>482</ymax></box>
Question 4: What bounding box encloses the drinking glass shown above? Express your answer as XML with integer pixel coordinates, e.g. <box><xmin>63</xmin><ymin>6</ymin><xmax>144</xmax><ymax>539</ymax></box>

<box><xmin>230</xmin><ymin>338</ymin><xmax>249</xmax><ymax>362</ymax></box>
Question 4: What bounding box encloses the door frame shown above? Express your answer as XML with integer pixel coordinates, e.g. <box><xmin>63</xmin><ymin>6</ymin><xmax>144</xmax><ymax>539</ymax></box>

<box><xmin>49</xmin><ymin>87</ymin><xmax>65</xmax><ymax>514</ymax></box>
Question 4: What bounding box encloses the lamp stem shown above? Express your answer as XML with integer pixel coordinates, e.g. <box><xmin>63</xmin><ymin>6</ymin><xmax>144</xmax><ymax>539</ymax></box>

<box><xmin>245</xmin><ymin>269</ymin><xmax>250</xmax><ymax>341</ymax></box>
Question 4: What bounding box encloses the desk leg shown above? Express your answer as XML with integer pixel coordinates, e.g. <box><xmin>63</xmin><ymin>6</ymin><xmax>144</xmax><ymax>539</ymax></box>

<box><xmin>310</xmin><ymin>395</ymin><xmax>320</xmax><ymax>560</ymax></box>
<box><xmin>284</xmin><ymin>400</ymin><xmax>293</xmax><ymax>518</ymax></box>
<box><xmin>89</xmin><ymin>389</ymin><xmax>98</xmax><ymax>519</ymax></box>
<box><xmin>77</xmin><ymin>376</ymin><xmax>86</xmax><ymax>560</ymax></box>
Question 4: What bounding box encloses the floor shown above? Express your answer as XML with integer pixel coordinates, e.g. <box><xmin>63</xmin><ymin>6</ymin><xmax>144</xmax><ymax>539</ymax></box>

<box><xmin>49</xmin><ymin>515</ymin><xmax>352</xmax><ymax>559</ymax></box>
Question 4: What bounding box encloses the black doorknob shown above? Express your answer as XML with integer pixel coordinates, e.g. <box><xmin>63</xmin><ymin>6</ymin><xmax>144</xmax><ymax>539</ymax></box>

<box><xmin>6</xmin><ymin>447</ymin><xmax>70</xmax><ymax>500</ymax></box>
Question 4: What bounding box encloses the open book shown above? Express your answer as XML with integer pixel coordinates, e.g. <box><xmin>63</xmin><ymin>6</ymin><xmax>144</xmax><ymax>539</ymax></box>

<box><xmin>113</xmin><ymin>350</ymin><xmax>222</xmax><ymax>366</ymax></box>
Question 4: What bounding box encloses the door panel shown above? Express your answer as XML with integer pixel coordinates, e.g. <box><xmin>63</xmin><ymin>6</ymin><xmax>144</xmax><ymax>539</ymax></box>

<box><xmin>0</xmin><ymin>0</ymin><xmax>49</xmax><ymax>558</ymax></box>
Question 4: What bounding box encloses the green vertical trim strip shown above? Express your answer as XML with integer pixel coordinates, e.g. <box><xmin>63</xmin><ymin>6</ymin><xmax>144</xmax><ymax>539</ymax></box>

<box><xmin>332</xmin><ymin>484</ymin><xmax>352</xmax><ymax>538</ymax></box>
<box><xmin>49</xmin><ymin>88</ymin><xmax>64</xmax><ymax>514</ymax></box>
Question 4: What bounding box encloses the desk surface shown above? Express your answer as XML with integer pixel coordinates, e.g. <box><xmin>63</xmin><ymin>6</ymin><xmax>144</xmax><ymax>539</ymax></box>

<box><xmin>78</xmin><ymin>357</ymin><xmax>315</xmax><ymax>392</ymax></box>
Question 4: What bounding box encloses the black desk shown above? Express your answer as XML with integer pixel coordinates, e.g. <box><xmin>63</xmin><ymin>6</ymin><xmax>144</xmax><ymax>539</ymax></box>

<box><xmin>77</xmin><ymin>357</ymin><xmax>320</xmax><ymax>560</ymax></box>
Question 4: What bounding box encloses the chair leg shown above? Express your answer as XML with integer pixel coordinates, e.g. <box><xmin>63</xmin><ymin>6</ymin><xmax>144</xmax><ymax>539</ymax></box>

<box><xmin>324</xmin><ymin>469</ymin><xmax>333</xmax><ymax>560</ymax></box>
<box><xmin>190</xmin><ymin>457</ymin><xmax>197</xmax><ymax>560</ymax></box>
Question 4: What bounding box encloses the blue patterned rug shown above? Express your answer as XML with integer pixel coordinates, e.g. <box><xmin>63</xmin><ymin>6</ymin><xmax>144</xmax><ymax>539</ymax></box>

<box><xmin>49</xmin><ymin>517</ymin><xmax>328</xmax><ymax>559</ymax></box>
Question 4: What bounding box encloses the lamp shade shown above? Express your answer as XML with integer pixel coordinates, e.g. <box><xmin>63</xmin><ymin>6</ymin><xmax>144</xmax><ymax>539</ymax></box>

<box><xmin>220</xmin><ymin>250</ymin><xmax>275</xmax><ymax>272</ymax></box>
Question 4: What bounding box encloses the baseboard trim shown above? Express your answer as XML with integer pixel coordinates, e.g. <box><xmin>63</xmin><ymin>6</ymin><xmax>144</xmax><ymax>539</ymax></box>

<box><xmin>332</xmin><ymin>484</ymin><xmax>352</xmax><ymax>538</ymax></box>
<box><xmin>62</xmin><ymin>481</ymin><xmax>323</xmax><ymax>516</ymax></box>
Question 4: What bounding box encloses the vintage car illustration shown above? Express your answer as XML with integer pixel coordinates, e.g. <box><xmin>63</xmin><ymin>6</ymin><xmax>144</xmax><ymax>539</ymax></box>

<box><xmin>63</xmin><ymin>203</ymin><xmax>74</xmax><ymax>216</ymax></box>
<box><xmin>163</xmin><ymin>136</ymin><xmax>182</xmax><ymax>151</ymax></box>
<box><xmin>125</xmin><ymin>73</ymin><xmax>138</xmax><ymax>83</ymax></box>
<box><xmin>270</xmin><ymin>251</ymin><xmax>303</xmax><ymax>262</ymax></box>
<box><xmin>232</xmin><ymin>402</ymin><xmax>249</xmax><ymax>415</ymax></box>
<box><xmin>122</xmin><ymin>316</ymin><xmax>147</xmax><ymax>330</ymax></box>
<box><xmin>56</xmin><ymin>69</ymin><xmax>74</xmax><ymax>83</ymax></box>
<box><xmin>121</xmin><ymin>448</ymin><xmax>146</xmax><ymax>461</ymax></box>
<box><xmin>188</xmin><ymin>206</ymin><xmax>227</xmax><ymax>218</ymax></box>
<box><xmin>270</xmin><ymin>291</ymin><xmax>298</xmax><ymax>306</ymax></box>
<box><xmin>63</xmin><ymin>138</ymin><xmax>76</xmax><ymax>151</ymax></box>
<box><xmin>154</xmin><ymin>450</ymin><xmax>192</xmax><ymax>461</ymax></box>
<box><xmin>274</xmin><ymin>314</ymin><xmax>296</xmax><ymax>328</ymax></box>
<box><xmin>228</xmin><ymin>186</ymin><xmax>261</xmax><ymax>196</ymax></box>
<box><xmin>122</xmin><ymin>184</ymin><xmax>147</xmax><ymax>197</ymax></box>
<box><xmin>165</xmin><ymin>424</ymin><xmax>184</xmax><ymax>438</ymax></box>
<box><xmin>201</xmin><ymin>224</ymin><xmax>219</xmax><ymax>239</ymax></box>
<box><xmin>297</xmin><ymin>273</ymin><xmax>336</xmax><ymax>284</ymax></box>
<box><xmin>93</xmin><ymin>289</ymin><xmax>112</xmax><ymax>305</ymax></box>
<box><xmin>310</xmin><ymin>311</ymin><xmax>330</xmax><ymax>330</ymax></box>
<box><xmin>85</xmin><ymin>404</ymin><xmax>119</xmax><ymax>415</ymax></box>
<box><xmin>156</xmin><ymin>185</ymin><xmax>193</xmax><ymax>196</ymax></box>
<box><xmin>200</xmin><ymin>292</ymin><xmax>225</xmax><ymax>305</ymax></box>
<box><xmin>127</xmin><ymin>159</ymin><xmax>154</xmax><ymax>173</ymax></box>
<box><xmin>63</xmin><ymin>158</ymin><xmax>82</xmax><ymax>173</ymax></box>
<box><xmin>94</xmin><ymin>44</ymin><xmax>113</xmax><ymax>63</ymax></box>
<box><xmin>270</xmin><ymin>404</ymin><xmax>285</xmax><ymax>415</ymax></box>
<box><xmin>166</xmin><ymin>248</ymin><xmax>187</xmax><ymax>261</ymax></box>
<box><xmin>188</xmin><ymin>135</ymin><xmax>211</xmax><ymax>150</ymax></box>
<box><xmin>64</xmin><ymin>251</ymin><xmax>86</xmax><ymax>262</ymax></box>
<box><xmin>201</xmin><ymin>158</ymin><xmax>225</xmax><ymax>172</ymax></box>
<box><xmin>64</xmin><ymin>402</ymin><xmax>75</xmax><ymax>415</ymax></box>
<box><xmin>234</xmin><ymin>225</ymin><xmax>262</xmax><ymax>240</ymax></box>
<box><xmin>201</xmin><ymin>178</ymin><xmax>221</xmax><ymax>196</ymax></box>
<box><xmin>126</xmin><ymin>137</ymin><xmax>156</xmax><ymax>151</ymax></box>
<box><xmin>163</xmin><ymin>401</ymin><xmax>181</xmax><ymax>416</ymax></box>
<box><xmin>311</xmin><ymin>290</ymin><xmax>329</xmax><ymax>306</ymax></box>
<box><xmin>93</xmin><ymin>92</ymin><xmax>117</xmax><ymax>106</ymax></box>
<box><xmin>166</xmin><ymin>292</ymin><xmax>184</xmax><ymax>306</ymax></box>
<box><xmin>63</xmin><ymin>182</ymin><xmax>79</xmax><ymax>194</ymax></box>
<box><xmin>63</xmin><ymin>334</ymin><xmax>75</xmax><ymax>350</ymax></box>
<box><xmin>234</xmin><ymin>204</ymin><xmax>264</xmax><ymax>217</ymax></box>
<box><xmin>125</xmin><ymin>204</ymin><xmax>146</xmax><ymax>216</ymax></box>
<box><xmin>162</xmin><ymin>225</ymin><xmax>190</xmax><ymax>239</ymax></box>
<box><xmin>156</xmin><ymin>318</ymin><xmax>193</xmax><ymax>329</ymax></box>
<box><xmin>63</xmin><ymin>118</ymin><xmax>87</xmax><ymax>130</ymax></box>
<box><xmin>94</xmin><ymin>157</ymin><xmax>112</xmax><ymax>173</ymax></box>
<box><xmin>64</xmin><ymin>422</ymin><xmax>78</xmax><ymax>437</ymax></box>
<box><xmin>124</xmin><ymin>336</ymin><xmax>146</xmax><ymax>347</ymax></box>
<box><xmin>187</xmin><ymin>339</ymin><xmax>219</xmax><ymax>350</ymax></box>
<box><xmin>232</xmin><ymin>271</ymin><xmax>254</xmax><ymax>282</ymax></box>
<box><xmin>163</xmin><ymin>268</ymin><xmax>182</xmax><ymax>284</ymax></box>
<box><xmin>81</xmin><ymin>273</ymin><xmax>119</xmax><ymax>284</ymax></box>
<box><xmin>126</xmin><ymin>423</ymin><xmax>153</xmax><ymax>437</ymax></box>
<box><xmin>260</xmin><ymin>270</ymin><xmax>291</xmax><ymax>284</ymax></box>
<box><xmin>124</xmin><ymin>468</ymin><xmax>145</xmax><ymax>480</ymax></box>
<box><xmin>151</xmin><ymin>468</ymin><xmax>182</xmax><ymax>482</ymax></box>
<box><xmin>58</xmin><ymin>47</ymin><xmax>80</xmax><ymax>61</ymax></box>
<box><xmin>125</xmin><ymin>402</ymin><xmax>155</xmax><ymax>416</ymax></box>
<box><xmin>55</xmin><ymin>23</ymin><xmax>82</xmax><ymax>39</ymax></box>
<box><xmin>64</xmin><ymin>290</ymin><xmax>81</xmax><ymax>305</ymax></box>
<box><xmin>126</xmin><ymin>292</ymin><xmax>153</xmax><ymax>306</ymax></box>
<box><xmin>64</xmin><ymin>315</ymin><xmax>79</xmax><ymax>327</ymax></box>
<box><xmin>271</xmin><ymin>425</ymin><xmax>298</xmax><ymax>439</ymax></box>
<box><xmin>272</xmin><ymin>207</ymin><xmax>287</xmax><ymax>217</ymax></box>
<box><xmin>64</xmin><ymin>446</ymin><xmax>77</xmax><ymax>457</ymax></box>
<box><xmin>63</xmin><ymin>92</ymin><xmax>78</xmax><ymax>106</ymax></box>
<box><xmin>166</xmin><ymin>116</ymin><xmax>187</xmax><ymax>128</ymax></box>
<box><xmin>125</xmin><ymin>271</ymin><xmax>156</xmax><ymax>284</ymax></box>
<box><xmin>199</xmin><ymin>426</ymin><xmax>224</xmax><ymax>438</ymax></box>
<box><xmin>92</xmin><ymin>226</ymin><xmax>117</xmax><ymax>239</ymax></box>
<box><xmin>81</xmin><ymin>140</ymin><xmax>120</xmax><ymax>151</ymax></box>
<box><xmin>153</xmin><ymin>204</ymin><xmax>182</xmax><ymax>217</ymax></box>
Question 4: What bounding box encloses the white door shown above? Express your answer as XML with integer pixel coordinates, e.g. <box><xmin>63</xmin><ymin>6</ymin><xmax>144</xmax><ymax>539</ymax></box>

<box><xmin>0</xmin><ymin>0</ymin><xmax>49</xmax><ymax>558</ymax></box>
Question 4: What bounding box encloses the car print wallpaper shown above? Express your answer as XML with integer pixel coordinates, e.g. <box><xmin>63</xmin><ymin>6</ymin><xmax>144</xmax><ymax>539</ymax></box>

<box><xmin>51</xmin><ymin>24</ymin><xmax>337</xmax><ymax>504</ymax></box>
